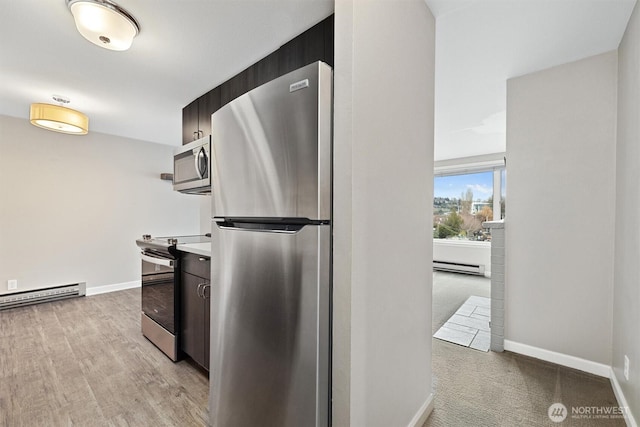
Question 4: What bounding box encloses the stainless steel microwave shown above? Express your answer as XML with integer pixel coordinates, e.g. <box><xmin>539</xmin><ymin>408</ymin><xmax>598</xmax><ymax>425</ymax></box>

<box><xmin>173</xmin><ymin>135</ymin><xmax>211</xmax><ymax>194</ymax></box>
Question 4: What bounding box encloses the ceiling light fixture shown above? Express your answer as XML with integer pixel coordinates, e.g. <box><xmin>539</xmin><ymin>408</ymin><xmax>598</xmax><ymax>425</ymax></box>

<box><xmin>30</xmin><ymin>96</ymin><xmax>89</xmax><ymax>135</ymax></box>
<box><xmin>66</xmin><ymin>0</ymin><xmax>140</xmax><ymax>51</ymax></box>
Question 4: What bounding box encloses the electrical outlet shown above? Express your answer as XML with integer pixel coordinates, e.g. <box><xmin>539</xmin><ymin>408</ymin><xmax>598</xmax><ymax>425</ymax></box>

<box><xmin>624</xmin><ymin>355</ymin><xmax>630</xmax><ymax>381</ymax></box>
<box><xmin>7</xmin><ymin>279</ymin><xmax>17</xmax><ymax>291</ymax></box>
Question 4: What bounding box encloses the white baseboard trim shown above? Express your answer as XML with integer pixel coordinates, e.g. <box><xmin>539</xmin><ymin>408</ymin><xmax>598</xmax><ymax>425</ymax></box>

<box><xmin>504</xmin><ymin>341</ymin><xmax>637</xmax><ymax>426</ymax></box>
<box><xmin>86</xmin><ymin>280</ymin><xmax>140</xmax><ymax>296</ymax></box>
<box><xmin>610</xmin><ymin>367</ymin><xmax>638</xmax><ymax>427</ymax></box>
<box><xmin>504</xmin><ymin>340</ymin><xmax>610</xmax><ymax>378</ymax></box>
<box><xmin>407</xmin><ymin>392</ymin><xmax>434</xmax><ymax>427</ymax></box>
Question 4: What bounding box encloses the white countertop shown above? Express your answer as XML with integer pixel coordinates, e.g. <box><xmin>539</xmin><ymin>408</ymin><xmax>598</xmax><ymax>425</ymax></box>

<box><xmin>176</xmin><ymin>242</ymin><xmax>211</xmax><ymax>257</ymax></box>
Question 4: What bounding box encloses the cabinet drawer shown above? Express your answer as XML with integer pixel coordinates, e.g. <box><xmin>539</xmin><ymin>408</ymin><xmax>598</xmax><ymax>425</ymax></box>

<box><xmin>182</xmin><ymin>252</ymin><xmax>211</xmax><ymax>278</ymax></box>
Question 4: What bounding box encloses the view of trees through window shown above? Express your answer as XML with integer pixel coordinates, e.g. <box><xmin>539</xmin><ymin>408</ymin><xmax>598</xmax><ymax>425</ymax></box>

<box><xmin>433</xmin><ymin>170</ymin><xmax>505</xmax><ymax>241</ymax></box>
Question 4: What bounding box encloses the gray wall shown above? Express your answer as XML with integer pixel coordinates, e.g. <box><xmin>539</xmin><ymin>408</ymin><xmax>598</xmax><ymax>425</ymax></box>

<box><xmin>333</xmin><ymin>0</ymin><xmax>435</xmax><ymax>425</ymax></box>
<box><xmin>199</xmin><ymin>196</ymin><xmax>212</xmax><ymax>235</ymax></box>
<box><xmin>614</xmin><ymin>2</ymin><xmax>640</xmax><ymax>420</ymax></box>
<box><xmin>0</xmin><ymin>115</ymin><xmax>201</xmax><ymax>294</ymax></box>
<box><xmin>505</xmin><ymin>51</ymin><xmax>618</xmax><ymax>365</ymax></box>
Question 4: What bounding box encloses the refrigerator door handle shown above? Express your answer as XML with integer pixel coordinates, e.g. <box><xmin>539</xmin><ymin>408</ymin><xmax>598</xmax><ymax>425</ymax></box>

<box><xmin>213</xmin><ymin>216</ymin><xmax>328</xmax><ymax>225</ymax></box>
<box><xmin>215</xmin><ymin>221</ymin><xmax>305</xmax><ymax>234</ymax></box>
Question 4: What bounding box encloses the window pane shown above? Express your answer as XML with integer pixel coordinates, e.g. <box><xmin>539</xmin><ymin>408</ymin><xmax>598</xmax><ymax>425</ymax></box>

<box><xmin>433</xmin><ymin>171</ymin><xmax>494</xmax><ymax>241</ymax></box>
<box><xmin>500</xmin><ymin>168</ymin><xmax>506</xmax><ymax>219</ymax></box>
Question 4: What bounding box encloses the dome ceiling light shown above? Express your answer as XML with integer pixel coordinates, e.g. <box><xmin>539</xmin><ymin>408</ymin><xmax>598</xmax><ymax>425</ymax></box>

<box><xmin>30</xmin><ymin>95</ymin><xmax>89</xmax><ymax>135</ymax></box>
<box><xmin>66</xmin><ymin>0</ymin><xmax>140</xmax><ymax>51</ymax></box>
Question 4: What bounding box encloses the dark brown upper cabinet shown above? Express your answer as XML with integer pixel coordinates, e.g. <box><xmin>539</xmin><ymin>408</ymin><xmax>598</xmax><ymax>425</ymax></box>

<box><xmin>220</xmin><ymin>67</ymin><xmax>251</xmax><ymax>108</ymax></box>
<box><xmin>182</xmin><ymin>87</ymin><xmax>221</xmax><ymax>145</ymax></box>
<box><xmin>182</xmin><ymin>98</ymin><xmax>199</xmax><ymax>145</ymax></box>
<box><xmin>182</xmin><ymin>14</ymin><xmax>333</xmax><ymax>144</ymax></box>
<box><xmin>278</xmin><ymin>18</ymin><xmax>327</xmax><ymax>76</ymax></box>
<box><xmin>250</xmin><ymin>53</ymin><xmax>280</xmax><ymax>89</ymax></box>
<box><xmin>219</xmin><ymin>51</ymin><xmax>281</xmax><ymax>107</ymax></box>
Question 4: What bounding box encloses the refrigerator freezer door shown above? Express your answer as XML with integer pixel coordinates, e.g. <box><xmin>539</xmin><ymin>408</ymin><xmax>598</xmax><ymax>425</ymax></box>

<box><xmin>210</xmin><ymin>62</ymin><xmax>332</xmax><ymax>221</ymax></box>
<box><xmin>209</xmin><ymin>223</ymin><xmax>330</xmax><ymax>427</ymax></box>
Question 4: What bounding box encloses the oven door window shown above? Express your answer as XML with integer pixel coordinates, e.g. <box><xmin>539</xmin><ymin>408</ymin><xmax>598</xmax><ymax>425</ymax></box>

<box><xmin>142</xmin><ymin>263</ymin><xmax>175</xmax><ymax>334</ymax></box>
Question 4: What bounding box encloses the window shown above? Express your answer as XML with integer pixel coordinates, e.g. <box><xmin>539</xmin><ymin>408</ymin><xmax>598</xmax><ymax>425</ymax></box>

<box><xmin>433</xmin><ymin>168</ymin><xmax>505</xmax><ymax>241</ymax></box>
<box><xmin>500</xmin><ymin>168</ymin><xmax>506</xmax><ymax>220</ymax></box>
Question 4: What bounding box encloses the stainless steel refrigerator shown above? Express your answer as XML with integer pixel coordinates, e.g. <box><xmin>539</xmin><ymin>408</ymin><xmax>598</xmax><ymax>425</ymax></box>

<box><xmin>209</xmin><ymin>61</ymin><xmax>332</xmax><ymax>427</ymax></box>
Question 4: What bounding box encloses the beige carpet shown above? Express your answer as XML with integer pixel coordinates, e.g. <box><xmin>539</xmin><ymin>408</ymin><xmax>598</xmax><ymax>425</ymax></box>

<box><xmin>425</xmin><ymin>272</ymin><xmax>624</xmax><ymax>426</ymax></box>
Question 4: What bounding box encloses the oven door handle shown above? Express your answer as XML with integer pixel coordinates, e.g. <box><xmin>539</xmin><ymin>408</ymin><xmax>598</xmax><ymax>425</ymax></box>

<box><xmin>141</xmin><ymin>253</ymin><xmax>174</xmax><ymax>268</ymax></box>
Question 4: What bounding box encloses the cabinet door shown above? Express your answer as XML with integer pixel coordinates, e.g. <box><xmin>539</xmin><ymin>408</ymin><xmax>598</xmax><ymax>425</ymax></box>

<box><xmin>181</xmin><ymin>272</ymin><xmax>206</xmax><ymax>367</ymax></box>
<box><xmin>183</xmin><ymin>14</ymin><xmax>333</xmax><ymax>146</ymax></box>
<box><xmin>248</xmin><ymin>52</ymin><xmax>280</xmax><ymax>92</ymax></box>
<box><xmin>220</xmin><ymin>54</ymin><xmax>280</xmax><ymax>108</ymax></box>
<box><xmin>182</xmin><ymin>252</ymin><xmax>211</xmax><ymax>278</ymax></box>
<box><xmin>204</xmin><ymin>282</ymin><xmax>211</xmax><ymax>371</ymax></box>
<box><xmin>322</xmin><ymin>15</ymin><xmax>334</xmax><ymax>67</ymax></box>
<box><xmin>278</xmin><ymin>19</ymin><xmax>326</xmax><ymax>76</ymax></box>
<box><xmin>198</xmin><ymin>87</ymin><xmax>221</xmax><ymax>139</ymax></box>
<box><xmin>182</xmin><ymin>99</ymin><xmax>199</xmax><ymax>145</ymax></box>
<box><xmin>221</xmin><ymin>68</ymin><xmax>250</xmax><ymax>107</ymax></box>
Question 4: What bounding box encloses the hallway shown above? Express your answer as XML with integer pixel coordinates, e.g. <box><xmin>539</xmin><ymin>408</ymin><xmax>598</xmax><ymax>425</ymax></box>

<box><xmin>425</xmin><ymin>272</ymin><xmax>624</xmax><ymax>426</ymax></box>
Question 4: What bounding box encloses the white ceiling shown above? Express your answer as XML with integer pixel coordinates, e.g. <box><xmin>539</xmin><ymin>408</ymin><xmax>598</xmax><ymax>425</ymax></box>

<box><xmin>0</xmin><ymin>0</ymin><xmax>334</xmax><ymax>146</ymax></box>
<box><xmin>0</xmin><ymin>0</ymin><xmax>636</xmax><ymax>158</ymax></box>
<box><xmin>427</xmin><ymin>0</ymin><xmax>636</xmax><ymax>160</ymax></box>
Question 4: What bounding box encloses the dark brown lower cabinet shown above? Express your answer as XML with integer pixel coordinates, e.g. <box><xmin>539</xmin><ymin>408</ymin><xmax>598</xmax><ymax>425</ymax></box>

<box><xmin>181</xmin><ymin>254</ymin><xmax>210</xmax><ymax>370</ymax></box>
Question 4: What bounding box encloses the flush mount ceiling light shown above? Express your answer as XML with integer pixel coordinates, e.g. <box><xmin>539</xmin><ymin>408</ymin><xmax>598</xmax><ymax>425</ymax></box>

<box><xmin>30</xmin><ymin>96</ymin><xmax>89</xmax><ymax>135</ymax></box>
<box><xmin>66</xmin><ymin>0</ymin><xmax>140</xmax><ymax>51</ymax></box>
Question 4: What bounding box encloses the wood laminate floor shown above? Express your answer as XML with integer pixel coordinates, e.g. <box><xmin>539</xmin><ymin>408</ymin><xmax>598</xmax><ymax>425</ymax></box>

<box><xmin>0</xmin><ymin>282</ymin><xmax>628</xmax><ymax>427</ymax></box>
<box><xmin>0</xmin><ymin>289</ymin><xmax>209</xmax><ymax>427</ymax></box>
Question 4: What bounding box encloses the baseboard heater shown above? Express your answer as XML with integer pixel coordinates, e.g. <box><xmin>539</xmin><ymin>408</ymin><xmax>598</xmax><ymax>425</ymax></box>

<box><xmin>433</xmin><ymin>260</ymin><xmax>485</xmax><ymax>276</ymax></box>
<box><xmin>0</xmin><ymin>282</ymin><xmax>86</xmax><ymax>311</ymax></box>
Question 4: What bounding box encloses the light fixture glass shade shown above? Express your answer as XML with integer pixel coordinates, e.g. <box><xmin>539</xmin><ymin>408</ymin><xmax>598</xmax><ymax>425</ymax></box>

<box><xmin>30</xmin><ymin>103</ymin><xmax>89</xmax><ymax>135</ymax></box>
<box><xmin>67</xmin><ymin>0</ymin><xmax>139</xmax><ymax>51</ymax></box>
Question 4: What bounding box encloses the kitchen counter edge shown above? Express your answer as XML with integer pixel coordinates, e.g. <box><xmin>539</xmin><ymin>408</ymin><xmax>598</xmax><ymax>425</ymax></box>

<box><xmin>176</xmin><ymin>242</ymin><xmax>212</xmax><ymax>258</ymax></box>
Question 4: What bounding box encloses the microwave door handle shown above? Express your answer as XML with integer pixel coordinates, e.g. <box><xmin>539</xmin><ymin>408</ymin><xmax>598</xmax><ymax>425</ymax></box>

<box><xmin>194</xmin><ymin>147</ymin><xmax>206</xmax><ymax>179</ymax></box>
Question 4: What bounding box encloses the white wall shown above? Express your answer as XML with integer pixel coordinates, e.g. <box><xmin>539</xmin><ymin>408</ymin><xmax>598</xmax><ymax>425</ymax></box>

<box><xmin>333</xmin><ymin>1</ymin><xmax>435</xmax><ymax>425</ymax></box>
<box><xmin>433</xmin><ymin>240</ymin><xmax>491</xmax><ymax>277</ymax></box>
<box><xmin>506</xmin><ymin>51</ymin><xmax>618</xmax><ymax>365</ymax></box>
<box><xmin>614</xmin><ymin>2</ymin><xmax>640</xmax><ymax>421</ymax></box>
<box><xmin>200</xmin><ymin>196</ymin><xmax>212</xmax><ymax>235</ymax></box>
<box><xmin>0</xmin><ymin>115</ymin><xmax>201</xmax><ymax>294</ymax></box>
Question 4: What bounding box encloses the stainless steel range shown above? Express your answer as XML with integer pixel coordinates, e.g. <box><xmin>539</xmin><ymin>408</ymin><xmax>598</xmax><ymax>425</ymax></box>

<box><xmin>135</xmin><ymin>234</ymin><xmax>210</xmax><ymax>361</ymax></box>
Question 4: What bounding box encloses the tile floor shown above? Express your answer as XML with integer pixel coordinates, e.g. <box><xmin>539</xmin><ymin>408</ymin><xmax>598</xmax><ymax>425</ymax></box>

<box><xmin>433</xmin><ymin>295</ymin><xmax>491</xmax><ymax>351</ymax></box>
